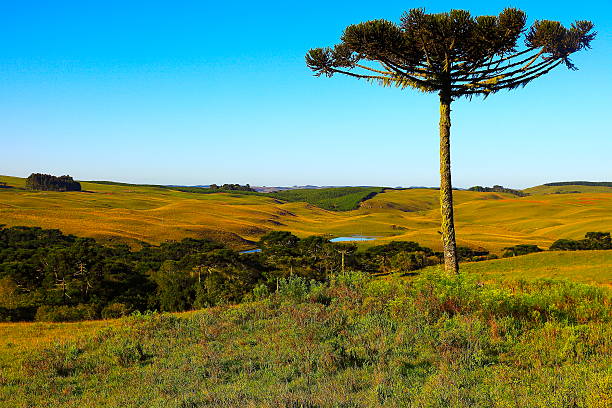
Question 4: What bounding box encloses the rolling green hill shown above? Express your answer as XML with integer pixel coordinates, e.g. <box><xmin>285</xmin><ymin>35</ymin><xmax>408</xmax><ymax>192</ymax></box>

<box><xmin>269</xmin><ymin>186</ymin><xmax>383</xmax><ymax>211</ymax></box>
<box><xmin>2</xmin><ymin>175</ymin><xmax>612</xmax><ymax>253</ymax></box>
<box><xmin>524</xmin><ymin>183</ymin><xmax>612</xmax><ymax>195</ymax></box>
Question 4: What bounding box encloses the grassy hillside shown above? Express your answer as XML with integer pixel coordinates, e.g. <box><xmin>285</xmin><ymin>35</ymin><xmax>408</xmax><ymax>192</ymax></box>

<box><xmin>423</xmin><ymin>250</ymin><xmax>612</xmax><ymax>286</ymax></box>
<box><xmin>0</xmin><ymin>271</ymin><xmax>609</xmax><ymax>407</ymax></box>
<box><xmin>1</xmin><ymin>175</ymin><xmax>612</xmax><ymax>253</ymax></box>
<box><xmin>524</xmin><ymin>184</ymin><xmax>612</xmax><ymax>195</ymax></box>
<box><xmin>269</xmin><ymin>187</ymin><xmax>383</xmax><ymax>211</ymax></box>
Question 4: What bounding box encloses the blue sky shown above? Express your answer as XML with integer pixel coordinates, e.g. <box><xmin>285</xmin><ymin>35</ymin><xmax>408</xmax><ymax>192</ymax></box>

<box><xmin>1</xmin><ymin>0</ymin><xmax>610</xmax><ymax>188</ymax></box>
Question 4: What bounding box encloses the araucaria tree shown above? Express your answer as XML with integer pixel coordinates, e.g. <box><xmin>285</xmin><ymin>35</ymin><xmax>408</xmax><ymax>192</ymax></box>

<box><xmin>305</xmin><ymin>8</ymin><xmax>595</xmax><ymax>274</ymax></box>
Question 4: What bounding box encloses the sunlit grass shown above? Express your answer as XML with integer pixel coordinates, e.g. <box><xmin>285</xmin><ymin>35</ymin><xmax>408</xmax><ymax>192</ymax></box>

<box><xmin>0</xmin><ymin>271</ymin><xmax>609</xmax><ymax>407</ymax></box>
<box><xmin>422</xmin><ymin>250</ymin><xmax>612</xmax><ymax>286</ymax></box>
<box><xmin>1</xmin><ymin>175</ymin><xmax>611</xmax><ymax>253</ymax></box>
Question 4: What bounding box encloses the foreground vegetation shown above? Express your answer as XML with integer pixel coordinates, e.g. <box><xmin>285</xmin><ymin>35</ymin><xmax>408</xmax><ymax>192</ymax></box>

<box><xmin>2</xmin><ymin>224</ymin><xmax>610</xmax><ymax>323</ymax></box>
<box><xmin>0</xmin><ymin>226</ymin><xmax>447</xmax><ymax>322</ymax></box>
<box><xmin>0</xmin><ymin>271</ymin><xmax>609</xmax><ymax>407</ymax></box>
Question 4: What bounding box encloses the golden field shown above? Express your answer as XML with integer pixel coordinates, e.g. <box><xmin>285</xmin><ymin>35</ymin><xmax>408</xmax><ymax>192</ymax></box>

<box><xmin>1</xmin><ymin>175</ymin><xmax>611</xmax><ymax>254</ymax></box>
<box><xmin>423</xmin><ymin>250</ymin><xmax>612</xmax><ymax>286</ymax></box>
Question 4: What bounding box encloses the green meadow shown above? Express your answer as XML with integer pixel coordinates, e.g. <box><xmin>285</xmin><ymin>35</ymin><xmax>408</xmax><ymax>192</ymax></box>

<box><xmin>0</xmin><ymin>267</ymin><xmax>610</xmax><ymax>407</ymax></box>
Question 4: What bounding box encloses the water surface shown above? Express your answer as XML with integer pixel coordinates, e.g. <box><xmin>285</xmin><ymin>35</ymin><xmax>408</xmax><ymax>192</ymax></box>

<box><xmin>330</xmin><ymin>235</ymin><xmax>376</xmax><ymax>242</ymax></box>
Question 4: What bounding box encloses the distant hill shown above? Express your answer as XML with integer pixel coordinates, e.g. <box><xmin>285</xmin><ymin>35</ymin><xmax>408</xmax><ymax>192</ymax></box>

<box><xmin>524</xmin><ymin>182</ymin><xmax>612</xmax><ymax>195</ymax></box>
<box><xmin>2</xmin><ymin>174</ymin><xmax>612</xmax><ymax>252</ymax></box>
<box><xmin>544</xmin><ymin>181</ymin><xmax>612</xmax><ymax>187</ymax></box>
<box><xmin>269</xmin><ymin>187</ymin><xmax>383</xmax><ymax>211</ymax></box>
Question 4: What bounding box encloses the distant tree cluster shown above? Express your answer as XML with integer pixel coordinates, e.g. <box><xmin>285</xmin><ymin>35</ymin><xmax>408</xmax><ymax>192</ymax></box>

<box><xmin>502</xmin><ymin>244</ymin><xmax>543</xmax><ymax>258</ymax></box>
<box><xmin>457</xmin><ymin>246</ymin><xmax>498</xmax><ymax>262</ymax></box>
<box><xmin>209</xmin><ymin>183</ymin><xmax>254</xmax><ymax>192</ymax></box>
<box><xmin>26</xmin><ymin>173</ymin><xmax>81</xmax><ymax>192</ymax></box>
<box><xmin>502</xmin><ymin>232</ymin><xmax>611</xmax><ymax>257</ymax></box>
<box><xmin>468</xmin><ymin>185</ymin><xmax>527</xmax><ymax>197</ymax></box>
<box><xmin>550</xmin><ymin>232</ymin><xmax>611</xmax><ymax>251</ymax></box>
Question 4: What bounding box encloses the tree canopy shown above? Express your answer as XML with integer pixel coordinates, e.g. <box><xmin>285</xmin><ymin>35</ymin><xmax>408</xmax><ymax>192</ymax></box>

<box><xmin>306</xmin><ymin>8</ymin><xmax>595</xmax><ymax>97</ymax></box>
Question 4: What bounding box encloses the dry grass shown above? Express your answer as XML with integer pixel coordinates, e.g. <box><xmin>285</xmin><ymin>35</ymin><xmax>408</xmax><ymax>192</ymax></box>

<box><xmin>1</xmin><ymin>175</ymin><xmax>611</xmax><ymax>253</ymax></box>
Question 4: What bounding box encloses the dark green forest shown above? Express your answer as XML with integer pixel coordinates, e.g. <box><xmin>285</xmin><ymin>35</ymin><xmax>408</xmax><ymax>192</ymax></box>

<box><xmin>0</xmin><ymin>226</ymin><xmax>442</xmax><ymax>322</ymax></box>
<box><xmin>1</xmin><ymin>226</ymin><xmax>608</xmax><ymax>323</ymax></box>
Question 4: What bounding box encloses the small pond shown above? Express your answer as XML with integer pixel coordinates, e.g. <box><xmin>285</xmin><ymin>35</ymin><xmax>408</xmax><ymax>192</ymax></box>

<box><xmin>330</xmin><ymin>235</ymin><xmax>377</xmax><ymax>242</ymax></box>
<box><xmin>239</xmin><ymin>248</ymin><xmax>262</xmax><ymax>254</ymax></box>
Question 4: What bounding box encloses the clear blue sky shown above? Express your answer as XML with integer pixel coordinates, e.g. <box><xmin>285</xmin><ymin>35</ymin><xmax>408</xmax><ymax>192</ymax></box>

<box><xmin>1</xmin><ymin>0</ymin><xmax>610</xmax><ymax>188</ymax></box>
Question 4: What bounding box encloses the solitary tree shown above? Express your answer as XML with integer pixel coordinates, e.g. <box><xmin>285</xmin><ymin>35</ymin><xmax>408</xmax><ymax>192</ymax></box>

<box><xmin>305</xmin><ymin>8</ymin><xmax>595</xmax><ymax>274</ymax></box>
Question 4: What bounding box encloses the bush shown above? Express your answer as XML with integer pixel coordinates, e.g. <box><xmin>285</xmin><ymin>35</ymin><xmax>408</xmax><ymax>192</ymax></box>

<box><xmin>22</xmin><ymin>342</ymin><xmax>83</xmax><ymax>377</ymax></box>
<box><xmin>101</xmin><ymin>303</ymin><xmax>131</xmax><ymax>319</ymax></box>
<box><xmin>276</xmin><ymin>275</ymin><xmax>325</xmax><ymax>302</ymax></box>
<box><xmin>0</xmin><ymin>306</ymin><xmax>37</xmax><ymax>322</ymax></box>
<box><xmin>106</xmin><ymin>337</ymin><xmax>147</xmax><ymax>367</ymax></box>
<box><xmin>456</xmin><ymin>246</ymin><xmax>493</xmax><ymax>262</ymax></box>
<box><xmin>35</xmin><ymin>304</ymin><xmax>97</xmax><ymax>322</ymax></box>
<box><xmin>550</xmin><ymin>238</ymin><xmax>584</xmax><ymax>251</ymax></box>
<box><xmin>502</xmin><ymin>244</ymin><xmax>543</xmax><ymax>257</ymax></box>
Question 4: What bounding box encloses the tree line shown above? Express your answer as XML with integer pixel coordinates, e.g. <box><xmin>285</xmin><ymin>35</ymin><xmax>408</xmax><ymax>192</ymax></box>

<box><xmin>468</xmin><ymin>185</ymin><xmax>528</xmax><ymax>197</ymax></box>
<box><xmin>209</xmin><ymin>183</ymin><xmax>254</xmax><ymax>192</ymax></box>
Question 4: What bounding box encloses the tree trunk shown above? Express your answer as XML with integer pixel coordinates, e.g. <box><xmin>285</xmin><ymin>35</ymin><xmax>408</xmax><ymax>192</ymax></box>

<box><xmin>439</xmin><ymin>92</ymin><xmax>459</xmax><ymax>274</ymax></box>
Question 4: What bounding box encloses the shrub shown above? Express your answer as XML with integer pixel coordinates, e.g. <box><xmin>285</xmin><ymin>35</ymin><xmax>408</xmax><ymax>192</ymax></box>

<box><xmin>251</xmin><ymin>283</ymin><xmax>270</xmax><ymax>301</ymax></box>
<box><xmin>35</xmin><ymin>304</ymin><xmax>97</xmax><ymax>322</ymax></box>
<box><xmin>101</xmin><ymin>303</ymin><xmax>131</xmax><ymax>319</ymax></box>
<box><xmin>22</xmin><ymin>342</ymin><xmax>83</xmax><ymax>377</ymax></box>
<box><xmin>584</xmin><ymin>232</ymin><xmax>611</xmax><ymax>250</ymax></box>
<box><xmin>106</xmin><ymin>337</ymin><xmax>147</xmax><ymax>367</ymax></box>
<box><xmin>550</xmin><ymin>238</ymin><xmax>584</xmax><ymax>251</ymax></box>
<box><xmin>0</xmin><ymin>306</ymin><xmax>37</xmax><ymax>322</ymax></box>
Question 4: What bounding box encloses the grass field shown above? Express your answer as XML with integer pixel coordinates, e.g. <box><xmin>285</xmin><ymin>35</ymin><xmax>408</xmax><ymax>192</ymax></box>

<box><xmin>1</xmin><ymin>175</ymin><xmax>612</xmax><ymax>254</ymax></box>
<box><xmin>269</xmin><ymin>186</ymin><xmax>383</xmax><ymax>211</ymax></box>
<box><xmin>422</xmin><ymin>250</ymin><xmax>612</xmax><ymax>286</ymax></box>
<box><xmin>0</xmin><ymin>268</ymin><xmax>609</xmax><ymax>407</ymax></box>
<box><xmin>524</xmin><ymin>184</ymin><xmax>612</xmax><ymax>195</ymax></box>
